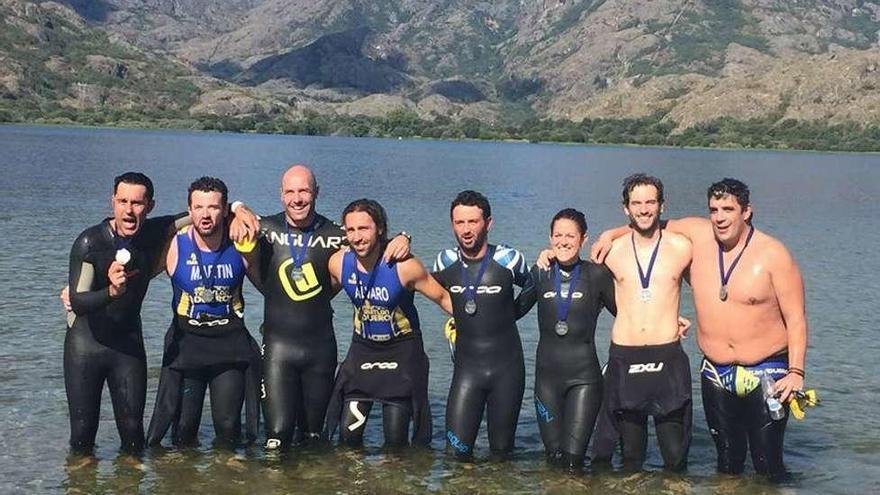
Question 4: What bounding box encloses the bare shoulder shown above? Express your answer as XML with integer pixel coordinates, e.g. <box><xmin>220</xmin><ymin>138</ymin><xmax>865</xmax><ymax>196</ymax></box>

<box><xmin>328</xmin><ymin>249</ymin><xmax>344</xmax><ymax>273</ymax></box>
<box><xmin>755</xmin><ymin>229</ymin><xmax>799</xmax><ymax>270</ymax></box>
<box><xmin>398</xmin><ymin>257</ymin><xmax>427</xmax><ymax>280</ymax></box>
<box><xmin>663</xmin><ymin>230</ymin><xmax>692</xmax><ymax>249</ymax></box>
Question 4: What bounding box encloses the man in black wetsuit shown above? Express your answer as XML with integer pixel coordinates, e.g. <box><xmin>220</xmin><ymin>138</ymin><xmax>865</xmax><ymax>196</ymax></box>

<box><xmin>65</xmin><ymin>173</ymin><xmax>183</xmax><ymax>455</ymax></box>
<box><xmin>432</xmin><ymin>190</ymin><xmax>529</xmax><ymax>458</ymax></box>
<box><xmin>515</xmin><ymin>208</ymin><xmax>616</xmax><ymax>471</ymax></box>
<box><xmin>65</xmin><ymin>172</ymin><xmax>258</xmax><ymax>455</ymax></box>
<box><xmin>235</xmin><ymin>164</ymin><xmax>411</xmax><ymax>450</ymax></box>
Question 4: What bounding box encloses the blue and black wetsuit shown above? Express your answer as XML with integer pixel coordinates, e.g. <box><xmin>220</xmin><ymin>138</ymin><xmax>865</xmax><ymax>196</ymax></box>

<box><xmin>700</xmin><ymin>354</ymin><xmax>790</xmax><ymax>480</ymax></box>
<box><xmin>515</xmin><ymin>260</ymin><xmax>616</xmax><ymax>468</ymax></box>
<box><xmin>257</xmin><ymin>213</ymin><xmax>345</xmax><ymax>448</ymax></box>
<box><xmin>65</xmin><ymin>215</ymin><xmax>181</xmax><ymax>454</ymax></box>
<box><xmin>432</xmin><ymin>244</ymin><xmax>529</xmax><ymax>457</ymax></box>
<box><xmin>146</xmin><ymin>228</ymin><xmax>261</xmax><ymax>448</ymax></box>
<box><xmin>324</xmin><ymin>251</ymin><xmax>431</xmax><ymax>447</ymax></box>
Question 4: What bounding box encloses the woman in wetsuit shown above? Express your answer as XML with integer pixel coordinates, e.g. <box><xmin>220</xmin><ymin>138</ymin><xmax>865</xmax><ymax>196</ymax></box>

<box><xmin>516</xmin><ymin>208</ymin><xmax>616</xmax><ymax>470</ymax></box>
<box><xmin>324</xmin><ymin>199</ymin><xmax>451</xmax><ymax>447</ymax></box>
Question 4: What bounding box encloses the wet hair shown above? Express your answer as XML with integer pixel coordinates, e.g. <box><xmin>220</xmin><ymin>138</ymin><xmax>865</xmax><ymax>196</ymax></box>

<box><xmin>550</xmin><ymin>208</ymin><xmax>588</xmax><ymax>236</ymax></box>
<box><xmin>707</xmin><ymin>178</ymin><xmax>750</xmax><ymax>208</ymax></box>
<box><xmin>114</xmin><ymin>172</ymin><xmax>154</xmax><ymax>201</ymax></box>
<box><xmin>342</xmin><ymin>198</ymin><xmax>388</xmax><ymax>241</ymax></box>
<box><xmin>621</xmin><ymin>173</ymin><xmax>664</xmax><ymax>205</ymax></box>
<box><xmin>708</xmin><ymin>178</ymin><xmax>752</xmax><ymax>224</ymax></box>
<box><xmin>450</xmin><ymin>190</ymin><xmax>491</xmax><ymax>220</ymax></box>
<box><xmin>187</xmin><ymin>176</ymin><xmax>228</xmax><ymax>206</ymax></box>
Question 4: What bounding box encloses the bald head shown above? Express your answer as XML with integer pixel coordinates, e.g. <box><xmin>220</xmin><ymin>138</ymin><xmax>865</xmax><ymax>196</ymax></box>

<box><xmin>282</xmin><ymin>164</ymin><xmax>317</xmax><ymax>192</ymax></box>
<box><xmin>281</xmin><ymin>164</ymin><xmax>319</xmax><ymax>227</ymax></box>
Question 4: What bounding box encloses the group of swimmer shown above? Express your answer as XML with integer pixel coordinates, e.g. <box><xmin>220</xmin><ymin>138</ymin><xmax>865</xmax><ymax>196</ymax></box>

<box><xmin>62</xmin><ymin>164</ymin><xmax>808</xmax><ymax>481</ymax></box>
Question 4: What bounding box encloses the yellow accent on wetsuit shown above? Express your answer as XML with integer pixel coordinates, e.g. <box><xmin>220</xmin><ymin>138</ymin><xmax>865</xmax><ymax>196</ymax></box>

<box><xmin>734</xmin><ymin>367</ymin><xmax>762</xmax><ymax>397</ymax></box>
<box><xmin>444</xmin><ymin>318</ymin><xmax>456</xmax><ymax>344</ymax></box>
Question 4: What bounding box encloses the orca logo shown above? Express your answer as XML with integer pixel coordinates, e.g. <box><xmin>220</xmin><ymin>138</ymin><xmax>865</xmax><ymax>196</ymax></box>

<box><xmin>542</xmin><ymin>291</ymin><xmax>584</xmax><ymax>299</ymax></box>
<box><xmin>449</xmin><ymin>285</ymin><xmax>502</xmax><ymax>294</ymax></box>
<box><xmin>628</xmin><ymin>362</ymin><xmax>665</xmax><ymax>374</ymax></box>
<box><xmin>360</xmin><ymin>361</ymin><xmax>399</xmax><ymax>370</ymax></box>
<box><xmin>187</xmin><ymin>318</ymin><xmax>230</xmax><ymax>327</ymax></box>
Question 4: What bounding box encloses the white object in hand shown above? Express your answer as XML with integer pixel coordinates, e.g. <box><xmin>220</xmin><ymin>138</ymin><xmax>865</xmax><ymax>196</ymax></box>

<box><xmin>115</xmin><ymin>248</ymin><xmax>131</xmax><ymax>265</ymax></box>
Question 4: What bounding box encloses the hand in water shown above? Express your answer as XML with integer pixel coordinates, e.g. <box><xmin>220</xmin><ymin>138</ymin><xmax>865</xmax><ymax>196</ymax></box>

<box><xmin>677</xmin><ymin>316</ymin><xmax>691</xmax><ymax>338</ymax></box>
<box><xmin>383</xmin><ymin>233</ymin><xmax>412</xmax><ymax>263</ymax></box>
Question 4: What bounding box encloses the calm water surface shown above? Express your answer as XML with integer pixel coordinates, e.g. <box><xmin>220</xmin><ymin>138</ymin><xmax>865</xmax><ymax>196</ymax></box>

<box><xmin>0</xmin><ymin>125</ymin><xmax>877</xmax><ymax>494</ymax></box>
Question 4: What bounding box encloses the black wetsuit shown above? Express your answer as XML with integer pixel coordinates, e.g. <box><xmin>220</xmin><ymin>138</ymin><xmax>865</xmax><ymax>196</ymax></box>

<box><xmin>257</xmin><ymin>212</ymin><xmax>344</xmax><ymax>448</ymax></box>
<box><xmin>515</xmin><ymin>260</ymin><xmax>616</xmax><ymax>468</ymax></box>
<box><xmin>700</xmin><ymin>354</ymin><xmax>790</xmax><ymax>479</ymax></box>
<box><xmin>145</xmin><ymin>229</ymin><xmax>261</xmax><ymax>448</ymax></box>
<box><xmin>65</xmin><ymin>215</ymin><xmax>179</xmax><ymax>454</ymax></box>
<box><xmin>432</xmin><ymin>244</ymin><xmax>529</xmax><ymax>457</ymax></box>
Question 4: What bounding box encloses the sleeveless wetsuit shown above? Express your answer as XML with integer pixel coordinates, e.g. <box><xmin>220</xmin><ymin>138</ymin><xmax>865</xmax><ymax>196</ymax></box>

<box><xmin>324</xmin><ymin>251</ymin><xmax>431</xmax><ymax>447</ymax></box>
<box><xmin>257</xmin><ymin>212</ymin><xmax>345</xmax><ymax>448</ymax></box>
<box><xmin>146</xmin><ymin>228</ymin><xmax>261</xmax><ymax>447</ymax></box>
<box><xmin>432</xmin><ymin>244</ymin><xmax>529</xmax><ymax>457</ymax></box>
<box><xmin>65</xmin><ymin>215</ymin><xmax>180</xmax><ymax>454</ymax></box>
<box><xmin>700</xmin><ymin>353</ymin><xmax>790</xmax><ymax>479</ymax></box>
<box><xmin>515</xmin><ymin>260</ymin><xmax>616</xmax><ymax>468</ymax></box>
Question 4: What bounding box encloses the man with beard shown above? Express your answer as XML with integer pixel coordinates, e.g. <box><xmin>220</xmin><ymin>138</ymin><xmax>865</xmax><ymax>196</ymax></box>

<box><xmin>64</xmin><ymin>172</ymin><xmax>258</xmax><ymax>455</ymax></box>
<box><xmin>146</xmin><ymin>177</ymin><xmax>261</xmax><ymax>448</ymax></box>
<box><xmin>592</xmin><ymin>178</ymin><xmax>807</xmax><ymax>480</ymax></box>
<box><xmin>432</xmin><ymin>190</ymin><xmax>529</xmax><ymax>459</ymax></box>
<box><xmin>589</xmin><ymin>174</ymin><xmax>693</xmax><ymax>471</ymax></box>
<box><xmin>324</xmin><ymin>199</ymin><xmax>452</xmax><ymax>447</ymax></box>
<box><xmin>235</xmin><ymin>164</ymin><xmax>411</xmax><ymax>450</ymax></box>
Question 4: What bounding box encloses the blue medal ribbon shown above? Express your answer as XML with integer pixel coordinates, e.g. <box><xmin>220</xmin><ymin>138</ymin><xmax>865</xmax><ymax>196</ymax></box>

<box><xmin>459</xmin><ymin>245</ymin><xmax>495</xmax><ymax>309</ymax></box>
<box><xmin>553</xmin><ymin>261</ymin><xmax>581</xmax><ymax>323</ymax></box>
<box><xmin>189</xmin><ymin>228</ymin><xmax>219</xmax><ymax>306</ymax></box>
<box><xmin>717</xmin><ymin>225</ymin><xmax>755</xmax><ymax>300</ymax></box>
<box><xmin>353</xmin><ymin>256</ymin><xmax>381</xmax><ymax>338</ymax></box>
<box><xmin>286</xmin><ymin>218</ymin><xmax>315</xmax><ymax>273</ymax></box>
<box><xmin>631</xmin><ymin>231</ymin><xmax>662</xmax><ymax>292</ymax></box>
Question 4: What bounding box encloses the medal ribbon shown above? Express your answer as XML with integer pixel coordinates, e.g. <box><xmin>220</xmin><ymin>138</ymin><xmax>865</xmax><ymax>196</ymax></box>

<box><xmin>110</xmin><ymin>222</ymin><xmax>132</xmax><ymax>251</ymax></box>
<box><xmin>286</xmin><ymin>219</ymin><xmax>315</xmax><ymax>271</ymax></box>
<box><xmin>353</xmin><ymin>255</ymin><xmax>381</xmax><ymax>338</ymax></box>
<box><xmin>631</xmin><ymin>231</ymin><xmax>662</xmax><ymax>291</ymax></box>
<box><xmin>717</xmin><ymin>225</ymin><xmax>755</xmax><ymax>290</ymax></box>
<box><xmin>459</xmin><ymin>245</ymin><xmax>495</xmax><ymax>304</ymax></box>
<box><xmin>189</xmin><ymin>228</ymin><xmax>218</xmax><ymax>300</ymax></box>
<box><xmin>554</xmin><ymin>261</ymin><xmax>581</xmax><ymax>323</ymax></box>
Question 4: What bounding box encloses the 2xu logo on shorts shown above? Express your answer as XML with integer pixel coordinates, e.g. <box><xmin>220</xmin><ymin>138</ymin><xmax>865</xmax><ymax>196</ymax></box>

<box><xmin>628</xmin><ymin>362</ymin><xmax>665</xmax><ymax>374</ymax></box>
<box><xmin>449</xmin><ymin>285</ymin><xmax>502</xmax><ymax>294</ymax></box>
<box><xmin>359</xmin><ymin>361</ymin><xmax>399</xmax><ymax>370</ymax></box>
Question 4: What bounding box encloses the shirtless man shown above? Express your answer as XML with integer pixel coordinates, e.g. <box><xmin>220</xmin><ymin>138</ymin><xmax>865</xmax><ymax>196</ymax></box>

<box><xmin>588</xmin><ymin>173</ymin><xmax>693</xmax><ymax>471</ymax></box>
<box><xmin>592</xmin><ymin>178</ymin><xmax>807</xmax><ymax>479</ymax></box>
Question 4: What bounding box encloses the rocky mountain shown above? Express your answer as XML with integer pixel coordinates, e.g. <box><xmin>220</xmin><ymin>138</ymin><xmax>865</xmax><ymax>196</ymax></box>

<box><xmin>3</xmin><ymin>0</ymin><xmax>880</xmax><ymax>130</ymax></box>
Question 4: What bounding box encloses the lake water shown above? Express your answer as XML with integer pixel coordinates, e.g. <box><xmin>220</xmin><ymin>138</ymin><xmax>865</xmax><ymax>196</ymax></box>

<box><xmin>0</xmin><ymin>125</ymin><xmax>877</xmax><ymax>494</ymax></box>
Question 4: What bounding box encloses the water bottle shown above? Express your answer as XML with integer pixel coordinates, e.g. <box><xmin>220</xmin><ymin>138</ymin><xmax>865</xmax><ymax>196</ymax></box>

<box><xmin>761</xmin><ymin>374</ymin><xmax>785</xmax><ymax>421</ymax></box>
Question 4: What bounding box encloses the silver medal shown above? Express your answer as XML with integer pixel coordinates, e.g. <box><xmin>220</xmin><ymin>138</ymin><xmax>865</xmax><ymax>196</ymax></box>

<box><xmin>555</xmin><ymin>321</ymin><xmax>569</xmax><ymax>336</ymax></box>
<box><xmin>115</xmin><ymin>248</ymin><xmax>131</xmax><ymax>266</ymax></box>
<box><xmin>719</xmin><ymin>284</ymin><xmax>728</xmax><ymax>301</ymax></box>
<box><xmin>464</xmin><ymin>299</ymin><xmax>477</xmax><ymax>315</ymax></box>
<box><xmin>640</xmin><ymin>288</ymin><xmax>652</xmax><ymax>302</ymax></box>
<box><xmin>290</xmin><ymin>267</ymin><xmax>304</xmax><ymax>282</ymax></box>
<box><xmin>202</xmin><ymin>288</ymin><xmax>215</xmax><ymax>303</ymax></box>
